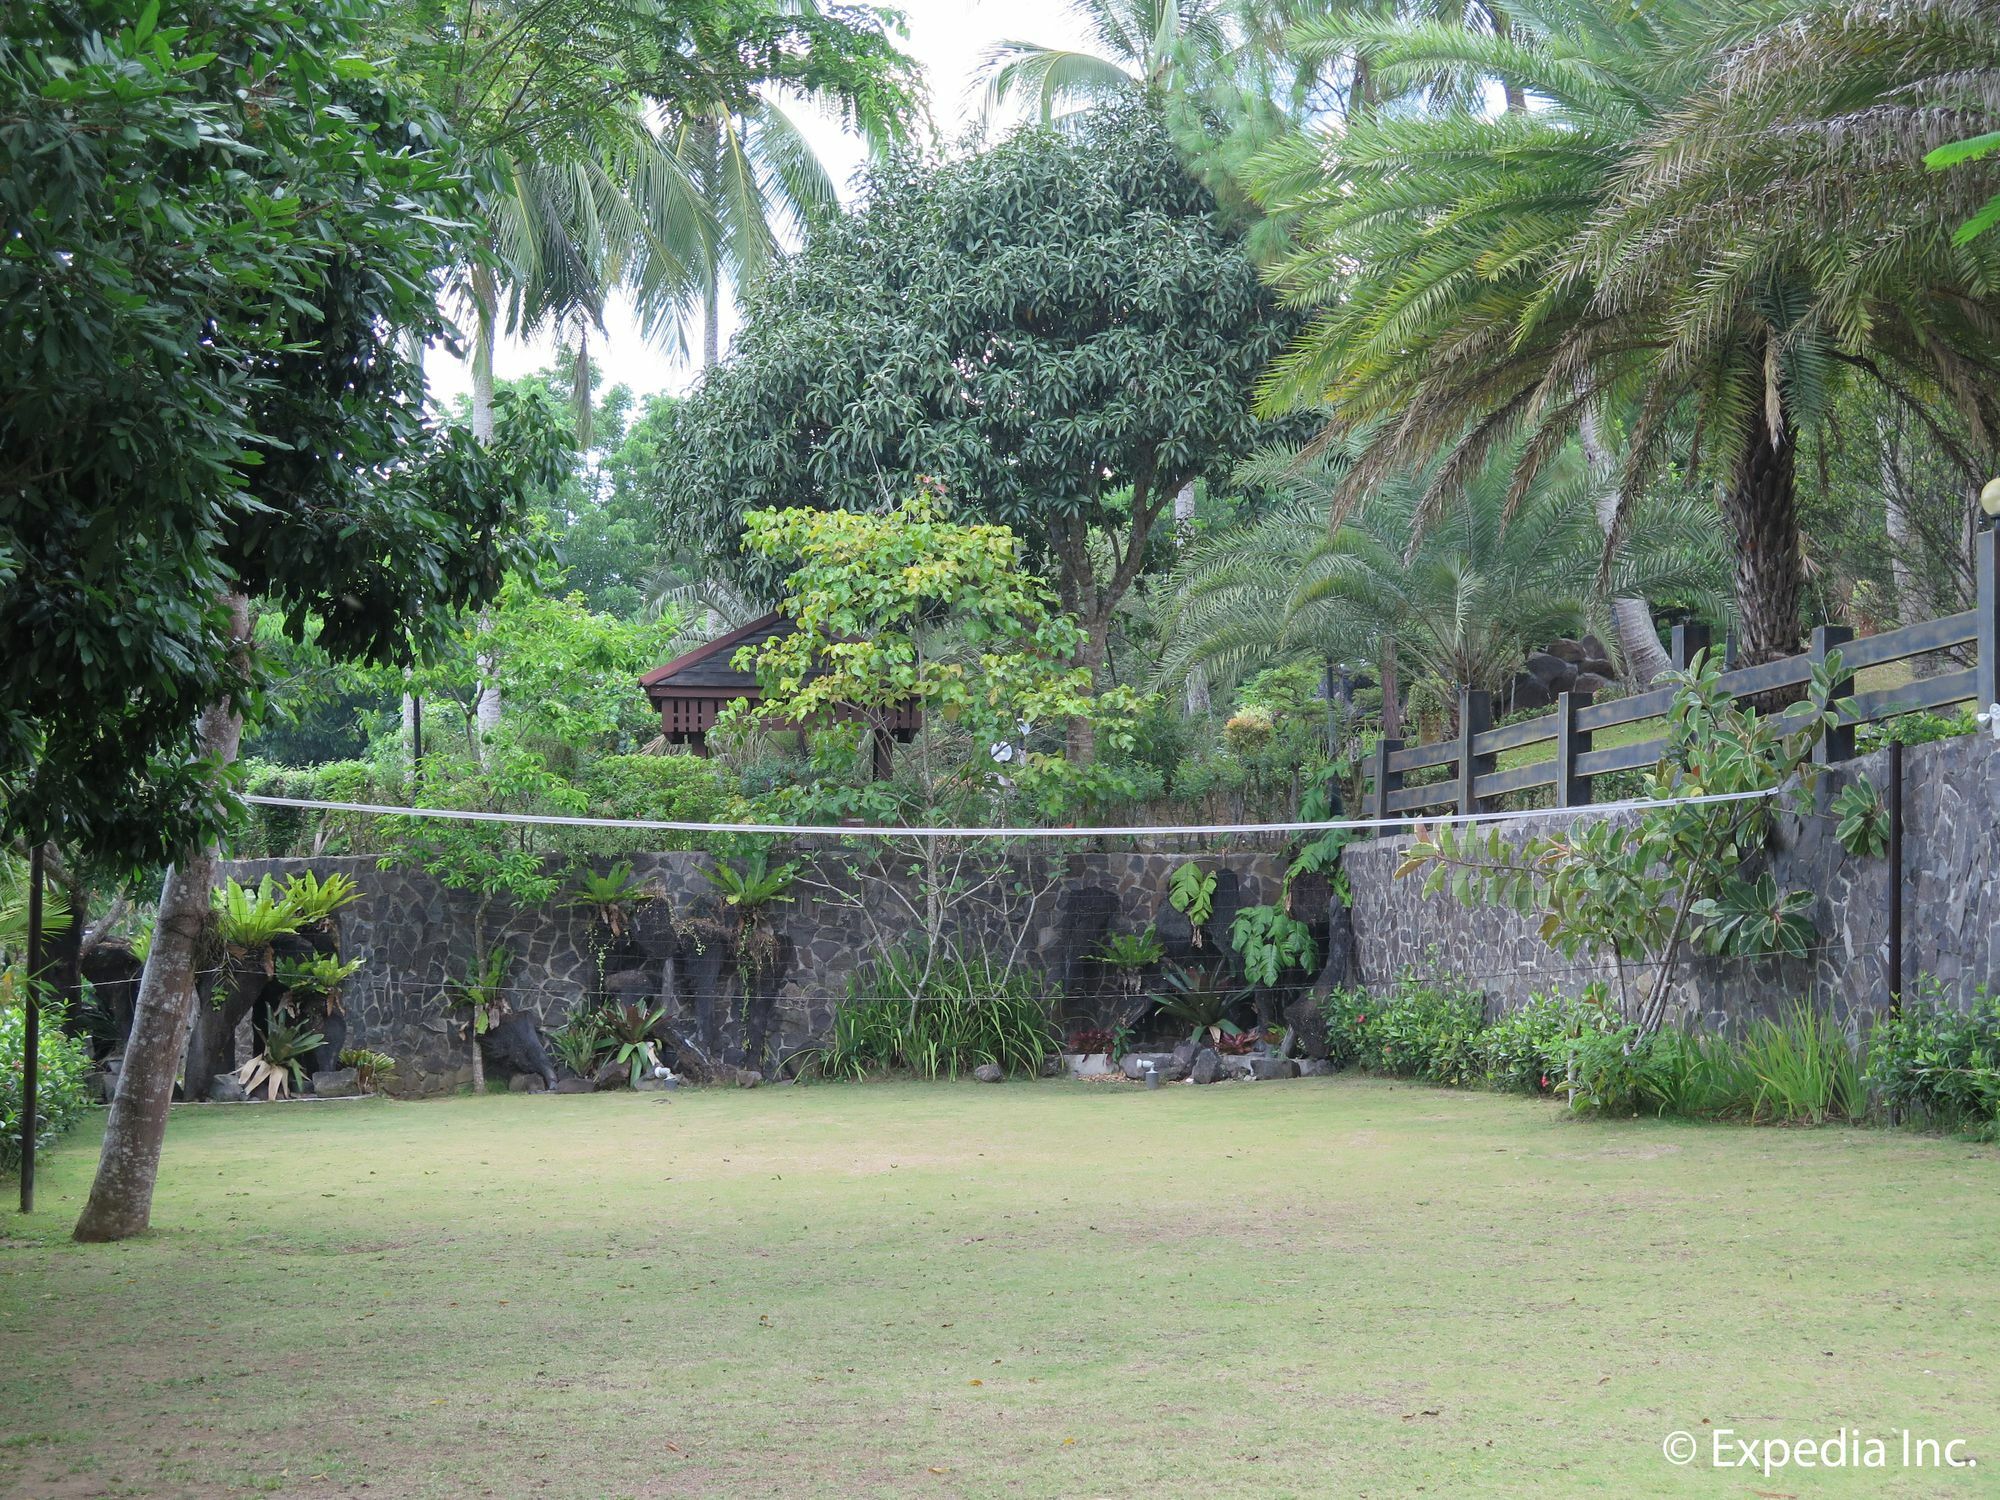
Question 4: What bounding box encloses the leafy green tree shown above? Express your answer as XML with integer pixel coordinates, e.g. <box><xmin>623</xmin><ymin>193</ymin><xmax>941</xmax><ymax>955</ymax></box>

<box><xmin>0</xmin><ymin>0</ymin><xmax>566</xmax><ymax>1241</ymax></box>
<box><xmin>1248</xmin><ymin>0</ymin><xmax>2000</xmax><ymax>667</ymax></box>
<box><xmin>655</xmin><ymin>98</ymin><xmax>1296</xmax><ymax>756</ymax></box>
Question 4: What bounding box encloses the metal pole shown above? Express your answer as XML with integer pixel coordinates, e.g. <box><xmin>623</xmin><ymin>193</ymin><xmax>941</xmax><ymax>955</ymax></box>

<box><xmin>411</xmin><ymin>693</ymin><xmax>424</xmax><ymax>775</ymax></box>
<box><xmin>1887</xmin><ymin>739</ymin><xmax>1904</xmax><ymax>1018</ymax></box>
<box><xmin>20</xmin><ymin>844</ymin><xmax>43</xmax><ymax>1213</ymax></box>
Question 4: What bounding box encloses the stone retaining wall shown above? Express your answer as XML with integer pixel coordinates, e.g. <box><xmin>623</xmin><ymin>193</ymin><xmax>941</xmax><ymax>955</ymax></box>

<box><xmin>1341</xmin><ymin>729</ymin><xmax>2000</xmax><ymax>1034</ymax></box>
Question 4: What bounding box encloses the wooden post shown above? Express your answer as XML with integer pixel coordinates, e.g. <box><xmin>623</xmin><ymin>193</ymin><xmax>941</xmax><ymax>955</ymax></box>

<box><xmin>1887</xmin><ymin>738</ymin><xmax>1904</xmax><ymax>1019</ymax></box>
<box><xmin>1977</xmin><ymin>523</ymin><xmax>2000</xmax><ymax>714</ymax></box>
<box><xmin>1457</xmin><ymin>688</ymin><xmax>1492</xmax><ymax>817</ymax></box>
<box><xmin>1670</xmin><ymin>622</ymin><xmax>1711</xmax><ymax>671</ymax></box>
<box><xmin>1370</xmin><ymin>735</ymin><xmax>1403</xmax><ymax>825</ymax></box>
<box><xmin>20</xmin><ymin>844</ymin><xmax>42</xmax><ymax>1213</ymax></box>
<box><xmin>1554</xmin><ymin>690</ymin><xmax>1593</xmax><ymax>807</ymax></box>
<box><xmin>1812</xmin><ymin>623</ymin><xmax>1856</xmax><ymax>766</ymax></box>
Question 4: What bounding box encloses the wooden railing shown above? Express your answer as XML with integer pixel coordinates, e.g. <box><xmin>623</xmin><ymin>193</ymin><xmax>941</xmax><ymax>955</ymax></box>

<box><xmin>1364</xmin><ymin>527</ymin><xmax>2000</xmax><ymax>820</ymax></box>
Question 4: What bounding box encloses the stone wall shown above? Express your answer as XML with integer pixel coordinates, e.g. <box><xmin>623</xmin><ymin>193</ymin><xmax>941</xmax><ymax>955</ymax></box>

<box><xmin>1341</xmin><ymin>730</ymin><xmax>2000</xmax><ymax>1035</ymax></box>
<box><xmin>220</xmin><ymin>847</ymin><xmax>1290</xmax><ymax>1095</ymax></box>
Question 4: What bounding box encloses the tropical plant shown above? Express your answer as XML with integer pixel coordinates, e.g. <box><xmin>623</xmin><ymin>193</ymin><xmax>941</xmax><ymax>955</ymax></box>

<box><xmin>214</xmin><ymin>879</ymin><xmax>302</xmax><ymax>966</ymax></box>
<box><xmin>1831</xmin><ymin>777</ymin><xmax>1891</xmax><ymax>859</ymax></box>
<box><xmin>1736</xmin><ymin>1003</ymin><xmax>1865</xmax><ymax>1125</ymax></box>
<box><xmin>337</xmin><ymin>1049</ymin><xmax>397</xmax><ymax>1092</ymax></box>
<box><xmin>1248</xmin><ymin>0</ymin><xmax>2000</xmax><ymax>669</ymax></box>
<box><xmin>274</xmin><ymin>956</ymin><xmax>365</xmax><ymax>1008</ymax></box>
<box><xmin>1096</xmin><ymin>929</ymin><xmax>1166</xmax><ymax>972</ymax></box>
<box><xmin>1229</xmin><ymin>905</ymin><xmax>1316</xmax><ymax>988</ymax></box>
<box><xmin>702</xmin><ymin>851</ymin><xmax>795</xmax><ymax>980</ymax></box>
<box><xmin>1168</xmin><ymin>862</ymin><xmax>1218</xmax><ymax>943</ymax></box>
<box><xmin>1151</xmin><ymin>960</ymin><xmax>1252</xmax><ymax>1045</ymax></box>
<box><xmin>809</xmin><ymin>949</ymin><xmax>1057</xmax><ymax>1081</ymax></box>
<box><xmin>980</xmin><ymin>0</ymin><xmax>1233</xmax><ymax>122</ymax></box>
<box><xmin>1399</xmin><ymin>651</ymin><xmax>1844</xmax><ymax>1036</ymax></box>
<box><xmin>565</xmin><ymin>861</ymin><xmax>655</xmax><ymax>940</ymax></box>
<box><xmin>0</xmin><ymin>998</ymin><xmax>91</xmax><ymax>1173</ymax></box>
<box><xmin>601</xmin><ymin>1001</ymin><xmax>668</xmax><ymax>1087</ymax></box>
<box><xmin>280</xmin><ymin>870</ymin><xmax>361</xmax><ymax>926</ymax></box>
<box><xmin>546</xmin><ymin>1013</ymin><xmax>611</xmax><ymax>1079</ymax></box>
<box><xmin>233</xmin><ymin>1015</ymin><xmax>326</xmax><ymax>1103</ymax></box>
<box><xmin>1866</xmin><ymin>982</ymin><xmax>2000</xmax><ymax>1134</ymax></box>
<box><xmin>442</xmin><ymin>947</ymin><xmax>513</xmax><ymax>1094</ymax></box>
<box><xmin>1927</xmin><ymin>131</ymin><xmax>2000</xmax><ymax>244</ymax></box>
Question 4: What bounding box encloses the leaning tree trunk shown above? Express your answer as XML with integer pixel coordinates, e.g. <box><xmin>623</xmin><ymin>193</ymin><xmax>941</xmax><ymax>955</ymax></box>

<box><xmin>1173</xmin><ymin>482</ymin><xmax>1212</xmax><ymax>718</ymax></box>
<box><xmin>75</xmin><ymin>594</ymin><xmax>251</xmax><ymax>1242</ymax></box>
<box><xmin>1721</xmin><ymin>398</ymin><xmax>1804</xmax><ymax>668</ymax></box>
<box><xmin>467</xmin><ymin>263</ymin><xmax>501</xmax><ymax>757</ymax></box>
<box><xmin>1580</xmin><ymin>398</ymin><xmax>1674</xmax><ymax>686</ymax></box>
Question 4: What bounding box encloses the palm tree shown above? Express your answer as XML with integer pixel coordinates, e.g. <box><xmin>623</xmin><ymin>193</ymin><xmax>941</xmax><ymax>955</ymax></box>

<box><xmin>1249</xmin><ymin>0</ymin><xmax>2000</xmax><ymax>667</ymax></box>
<box><xmin>978</xmin><ymin>0</ymin><xmax>1234</xmax><ymax>122</ymax></box>
<box><xmin>1156</xmin><ymin>434</ymin><xmax>1727</xmax><ymax>733</ymax></box>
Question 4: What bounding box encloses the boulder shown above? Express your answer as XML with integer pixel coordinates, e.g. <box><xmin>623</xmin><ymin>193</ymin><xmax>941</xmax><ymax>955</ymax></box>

<box><xmin>1039</xmin><ymin>1054</ymin><xmax>1063</xmax><ymax>1077</ymax></box>
<box><xmin>1507</xmin><ymin>672</ymin><xmax>1553</xmax><ymax>713</ymax></box>
<box><xmin>1572</xmin><ymin>671</ymin><xmax>1612</xmax><ymax>698</ymax></box>
<box><xmin>973</xmin><ymin>1063</ymin><xmax>1005</xmax><ymax>1084</ymax></box>
<box><xmin>1545</xmin><ymin>637</ymin><xmax>1587</xmax><ymax>665</ymax></box>
<box><xmin>84</xmin><ymin>1070</ymin><xmax>117</xmax><ymax>1104</ymax></box>
<box><xmin>1119</xmin><ymin>1052</ymin><xmax>1177</xmax><ymax>1082</ymax></box>
<box><xmin>1580</xmin><ymin>656</ymin><xmax>1617</xmax><ymax>680</ymax></box>
<box><xmin>602</xmin><ymin>969</ymin><xmax>656</xmax><ymax>1006</ymax></box>
<box><xmin>507</xmin><ymin>1073</ymin><xmax>547</xmax><ymax>1094</ymax></box>
<box><xmin>593</xmin><ymin>1057</ymin><xmax>630</xmax><ymax>1091</ymax></box>
<box><xmin>1298</xmin><ymin>1059</ymin><xmax>1336</xmax><ymax>1078</ymax></box>
<box><xmin>1580</xmin><ymin>633</ymin><xmax>1612</xmax><ymax>664</ymax></box>
<box><xmin>552</xmin><ymin>1078</ymin><xmax>594</xmax><ymax>1095</ymax></box>
<box><xmin>1219</xmin><ymin>1053</ymin><xmax>1256</xmax><ymax>1080</ymax></box>
<box><xmin>1190</xmin><ymin>1047</ymin><xmax>1224</xmax><ymax>1085</ymax></box>
<box><xmin>480</xmin><ymin>1013</ymin><xmax>557</xmax><ymax>1091</ymax></box>
<box><xmin>209</xmin><ymin>1072</ymin><xmax>248</xmax><ymax>1103</ymax></box>
<box><xmin>1248</xmin><ymin>1057</ymin><xmax>1300</xmax><ymax>1081</ymax></box>
<box><xmin>1171</xmin><ymin>1039</ymin><xmax>1198</xmax><ymax>1075</ymax></box>
<box><xmin>1282</xmin><ymin>992</ymin><xmax>1332</xmax><ymax>1062</ymax></box>
<box><xmin>311</xmin><ymin>1067</ymin><xmax>362</xmax><ymax>1099</ymax></box>
<box><xmin>1525</xmin><ymin>651</ymin><xmax>1576</xmax><ymax>690</ymax></box>
<box><xmin>635</xmin><ymin>1076</ymin><xmax>674</xmax><ymax>1093</ymax></box>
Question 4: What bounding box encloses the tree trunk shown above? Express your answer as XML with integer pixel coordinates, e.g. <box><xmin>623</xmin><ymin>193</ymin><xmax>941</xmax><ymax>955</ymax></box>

<box><xmin>472</xmin><ymin>614</ymin><xmax>501</xmax><ymax>759</ymax></box>
<box><xmin>696</xmin><ymin>116</ymin><xmax>723</xmax><ymax>370</ymax></box>
<box><xmin>1579</xmin><ymin>397</ymin><xmax>1674</xmax><ymax>686</ymax></box>
<box><xmin>74</xmin><ymin>593</ymin><xmax>251</xmax><ymax>1243</ymax></box>
<box><xmin>1379</xmin><ymin>634</ymin><xmax>1401</xmax><ymax>740</ymax></box>
<box><xmin>470</xmin><ymin>263</ymin><xmax>496</xmax><ymax>444</ymax></box>
<box><xmin>1174</xmin><ymin>482</ymin><xmax>1212</xmax><ymax>717</ymax></box>
<box><xmin>1721</xmin><ymin>396</ymin><xmax>1803</xmax><ymax>667</ymax></box>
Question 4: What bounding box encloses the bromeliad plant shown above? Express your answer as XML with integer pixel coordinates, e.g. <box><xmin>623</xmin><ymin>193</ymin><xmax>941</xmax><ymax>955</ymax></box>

<box><xmin>1151</xmin><ymin>960</ymin><xmax>1253</xmax><ymax>1046</ymax></box>
<box><xmin>565</xmin><ymin>861</ymin><xmax>655</xmax><ymax>941</ymax></box>
<box><xmin>1397</xmin><ymin>652</ymin><xmax>1844</xmax><ymax>1038</ymax></box>
<box><xmin>546</xmin><ymin>1012</ymin><xmax>610</xmax><ymax>1078</ymax></box>
<box><xmin>233</xmin><ymin>1014</ymin><xmax>325</xmax><ymax>1102</ymax></box>
<box><xmin>214</xmin><ymin>877</ymin><xmax>302</xmax><ymax>971</ymax></box>
<box><xmin>275</xmin><ymin>954</ymin><xmax>364</xmax><ymax>1011</ymax></box>
<box><xmin>337</xmin><ymin>1048</ymin><xmax>396</xmax><ymax>1091</ymax></box>
<box><xmin>602</xmin><ymin>1001</ymin><xmax>668</xmax><ymax>1087</ymax></box>
<box><xmin>703</xmin><ymin>851</ymin><xmax>795</xmax><ymax>983</ymax></box>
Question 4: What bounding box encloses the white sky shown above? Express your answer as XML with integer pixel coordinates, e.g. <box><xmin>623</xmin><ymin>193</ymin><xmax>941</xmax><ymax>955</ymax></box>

<box><xmin>425</xmin><ymin>0</ymin><xmax>1097</xmax><ymax>407</ymax></box>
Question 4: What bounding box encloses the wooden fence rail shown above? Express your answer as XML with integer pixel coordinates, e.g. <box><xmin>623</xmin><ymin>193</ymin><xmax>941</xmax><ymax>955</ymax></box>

<box><xmin>1365</xmin><ymin>527</ymin><xmax>2000</xmax><ymax>821</ymax></box>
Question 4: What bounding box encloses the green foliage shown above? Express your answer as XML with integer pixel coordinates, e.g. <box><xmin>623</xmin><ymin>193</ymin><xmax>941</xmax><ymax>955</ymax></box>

<box><xmin>1831</xmin><ymin>777</ymin><xmax>1891</xmax><ymax>859</ymax></box>
<box><xmin>1926</xmin><ymin>129</ymin><xmax>2000</xmax><ymax>244</ymax></box>
<box><xmin>1095</xmin><ymin>929</ymin><xmax>1165</xmax><ymax>972</ymax></box>
<box><xmin>0</xmin><ymin>0</ymin><xmax>558</xmax><ymax>863</ymax></box>
<box><xmin>808</xmin><ymin>949</ymin><xmax>1057</xmax><ymax>1081</ymax></box>
<box><xmin>1866</xmin><ymin>985</ymin><xmax>2000</xmax><ymax>1134</ymax></box>
<box><xmin>1737</xmin><ymin>1004</ymin><xmax>1866</xmax><ymax>1125</ymax></box>
<box><xmin>546</xmin><ymin>1014</ymin><xmax>610</xmax><ymax>1078</ymax></box>
<box><xmin>1228</xmin><ymin>905</ymin><xmax>1316</xmax><ymax>988</ymax></box>
<box><xmin>234</xmin><ymin>1015</ymin><xmax>326</xmax><ymax>1102</ymax></box>
<box><xmin>579</xmin><ymin>755</ymin><xmax>731</xmax><ymax>845</ymax></box>
<box><xmin>337</xmin><ymin>1049</ymin><xmax>396</xmax><ymax>1091</ymax></box>
<box><xmin>0</xmin><ymin>998</ymin><xmax>91</xmax><ymax>1173</ymax></box>
<box><xmin>1151</xmin><ymin>960</ymin><xmax>1251</xmax><ymax>1045</ymax></box>
<box><xmin>565</xmin><ymin>861</ymin><xmax>655</xmax><ymax>940</ymax></box>
<box><xmin>281</xmin><ymin>871</ymin><xmax>362</xmax><ymax>926</ymax></box>
<box><xmin>1167</xmin><ymin>862</ymin><xmax>1218</xmax><ymax>938</ymax></box>
<box><xmin>1399</xmin><ymin>652</ymin><xmax>1843</xmax><ymax>1035</ymax></box>
<box><xmin>703</xmin><ymin>853</ymin><xmax>794</xmax><ymax>914</ymax></box>
<box><xmin>1322</xmin><ymin>973</ymin><xmax>1486</xmax><ymax>1087</ymax></box>
<box><xmin>1473</xmin><ymin>988</ymin><xmax>1620</xmax><ymax>1097</ymax></box>
<box><xmin>214</xmin><ymin>879</ymin><xmax>302</xmax><ymax>954</ymax></box>
<box><xmin>601</xmin><ymin>1001</ymin><xmax>667</xmax><ymax>1087</ymax></box>
<box><xmin>443</xmin><ymin>948</ymin><xmax>512</xmax><ymax>1036</ymax></box>
<box><xmin>275</xmin><ymin>956</ymin><xmax>364</xmax><ymax>1002</ymax></box>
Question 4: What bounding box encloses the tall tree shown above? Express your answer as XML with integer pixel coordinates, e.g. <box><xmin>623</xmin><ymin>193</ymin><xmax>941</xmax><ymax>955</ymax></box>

<box><xmin>0</xmin><ymin>0</ymin><xmax>563</xmax><ymax>1239</ymax></box>
<box><xmin>653</xmin><ymin>98</ymin><xmax>1298</xmax><ymax>757</ymax></box>
<box><xmin>1248</xmin><ymin>0</ymin><xmax>2000</xmax><ymax>667</ymax></box>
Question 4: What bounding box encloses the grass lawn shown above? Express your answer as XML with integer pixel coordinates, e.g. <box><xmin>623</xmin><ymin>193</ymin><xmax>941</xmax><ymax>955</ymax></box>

<box><xmin>2</xmin><ymin>1079</ymin><xmax>1996</xmax><ymax>1498</ymax></box>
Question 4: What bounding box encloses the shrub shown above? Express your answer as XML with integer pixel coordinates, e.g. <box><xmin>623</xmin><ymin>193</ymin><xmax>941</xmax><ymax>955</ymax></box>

<box><xmin>1478</xmin><ymin>987</ymin><xmax>1618</xmax><ymax>1096</ymax></box>
<box><xmin>0</xmin><ymin>1000</ymin><xmax>92</xmax><ymax>1174</ymax></box>
<box><xmin>1737</xmin><ymin>1003</ymin><xmax>1864</xmax><ymax>1124</ymax></box>
<box><xmin>581</xmin><ymin>753</ymin><xmax>734</xmax><ymax>850</ymax></box>
<box><xmin>809</xmin><ymin>947</ymin><xmax>1056</xmax><ymax>1080</ymax></box>
<box><xmin>1325</xmin><ymin>972</ymin><xmax>1486</xmax><ymax>1086</ymax></box>
<box><xmin>1866</xmin><ymin>985</ymin><xmax>2000</xmax><ymax>1135</ymax></box>
<box><xmin>1561</xmin><ymin>1025</ymin><xmax>1654</xmax><ymax>1116</ymax></box>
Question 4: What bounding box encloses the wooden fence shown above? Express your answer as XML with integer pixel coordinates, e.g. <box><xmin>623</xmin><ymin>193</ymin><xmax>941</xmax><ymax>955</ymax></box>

<box><xmin>1365</xmin><ymin>528</ymin><xmax>2000</xmax><ymax>820</ymax></box>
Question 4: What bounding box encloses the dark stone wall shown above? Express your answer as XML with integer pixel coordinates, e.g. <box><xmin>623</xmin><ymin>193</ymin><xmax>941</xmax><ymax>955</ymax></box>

<box><xmin>1341</xmin><ymin>730</ymin><xmax>2000</xmax><ymax>1036</ymax></box>
<box><xmin>220</xmin><ymin>847</ymin><xmax>1290</xmax><ymax>1094</ymax></box>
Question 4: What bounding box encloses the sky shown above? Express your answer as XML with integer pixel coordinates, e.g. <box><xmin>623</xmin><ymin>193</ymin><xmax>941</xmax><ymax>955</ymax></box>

<box><xmin>424</xmin><ymin>0</ymin><xmax>1098</xmax><ymax>409</ymax></box>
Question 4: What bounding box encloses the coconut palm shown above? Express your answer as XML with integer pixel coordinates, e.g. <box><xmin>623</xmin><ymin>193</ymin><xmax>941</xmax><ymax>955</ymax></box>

<box><xmin>979</xmin><ymin>0</ymin><xmax>1235</xmax><ymax>122</ymax></box>
<box><xmin>1155</xmin><ymin>434</ymin><xmax>1727</xmax><ymax>733</ymax></box>
<box><xmin>1249</xmin><ymin>0</ymin><xmax>2000</xmax><ymax>667</ymax></box>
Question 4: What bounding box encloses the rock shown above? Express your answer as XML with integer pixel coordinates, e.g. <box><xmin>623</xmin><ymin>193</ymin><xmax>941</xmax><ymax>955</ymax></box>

<box><xmin>1039</xmin><ymin>1054</ymin><xmax>1062</xmax><ymax>1077</ymax></box>
<box><xmin>602</xmin><ymin>969</ymin><xmax>655</xmax><ymax>1006</ymax></box>
<box><xmin>1507</xmin><ymin>671</ymin><xmax>1553</xmax><ymax>712</ymax></box>
<box><xmin>1248</xmin><ymin>1057</ymin><xmax>1300</xmax><ymax>1081</ymax></box>
<box><xmin>84</xmin><ymin>1070</ymin><xmax>117</xmax><ymax>1104</ymax></box>
<box><xmin>593</xmin><ymin>1057</ymin><xmax>630</xmax><ymax>1090</ymax></box>
<box><xmin>479</xmin><ymin>1013</ymin><xmax>557</xmax><ymax>1091</ymax></box>
<box><xmin>635</xmin><ymin>1076</ymin><xmax>673</xmax><ymax>1093</ymax></box>
<box><xmin>311</xmin><ymin>1067</ymin><xmax>362</xmax><ymax>1099</ymax></box>
<box><xmin>1579</xmin><ymin>633</ymin><xmax>1612</xmax><ymax>664</ymax></box>
<box><xmin>1171</xmin><ymin>1040</ymin><xmax>1198</xmax><ymax>1074</ymax></box>
<box><xmin>1219</xmin><ymin>1053</ymin><xmax>1256</xmax><ymax>1080</ymax></box>
<box><xmin>1190</xmin><ymin>1047</ymin><xmax>1223</xmax><ymax>1085</ymax></box>
<box><xmin>209</xmin><ymin>1072</ymin><xmax>248</xmax><ymax>1103</ymax></box>
<box><xmin>1572</xmin><ymin>671</ymin><xmax>1612</xmax><ymax>698</ymax></box>
<box><xmin>508</xmin><ymin>1073</ymin><xmax>547</xmax><ymax>1094</ymax></box>
<box><xmin>1119</xmin><ymin>1052</ymin><xmax>1176</xmax><ymax>1082</ymax></box>
<box><xmin>551</xmin><ymin>1078</ymin><xmax>594</xmax><ymax>1094</ymax></box>
<box><xmin>1545</xmin><ymin>637</ymin><xmax>1586</xmax><ymax>665</ymax></box>
<box><xmin>1298</xmin><ymin>1059</ymin><xmax>1336</xmax><ymax>1077</ymax></box>
<box><xmin>1525</xmin><ymin>651</ymin><xmax>1576</xmax><ymax>690</ymax></box>
<box><xmin>973</xmin><ymin>1063</ymin><xmax>1005</xmax><ymax>1084</ymax></box>
<box><xmin>1580</xmin><ymin>657</ymin><xmax>1617</xmax><ymax>680</ymax></box>
<box><xmin>1282</xmin><ymin>991</ymin><xmax>1331</xmax><ymax>1061</ymax></box>
<box><xmin>736</xmin><ymin>1069</ymin><xmax>762</xmax><ymax>1089</ymax></box>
